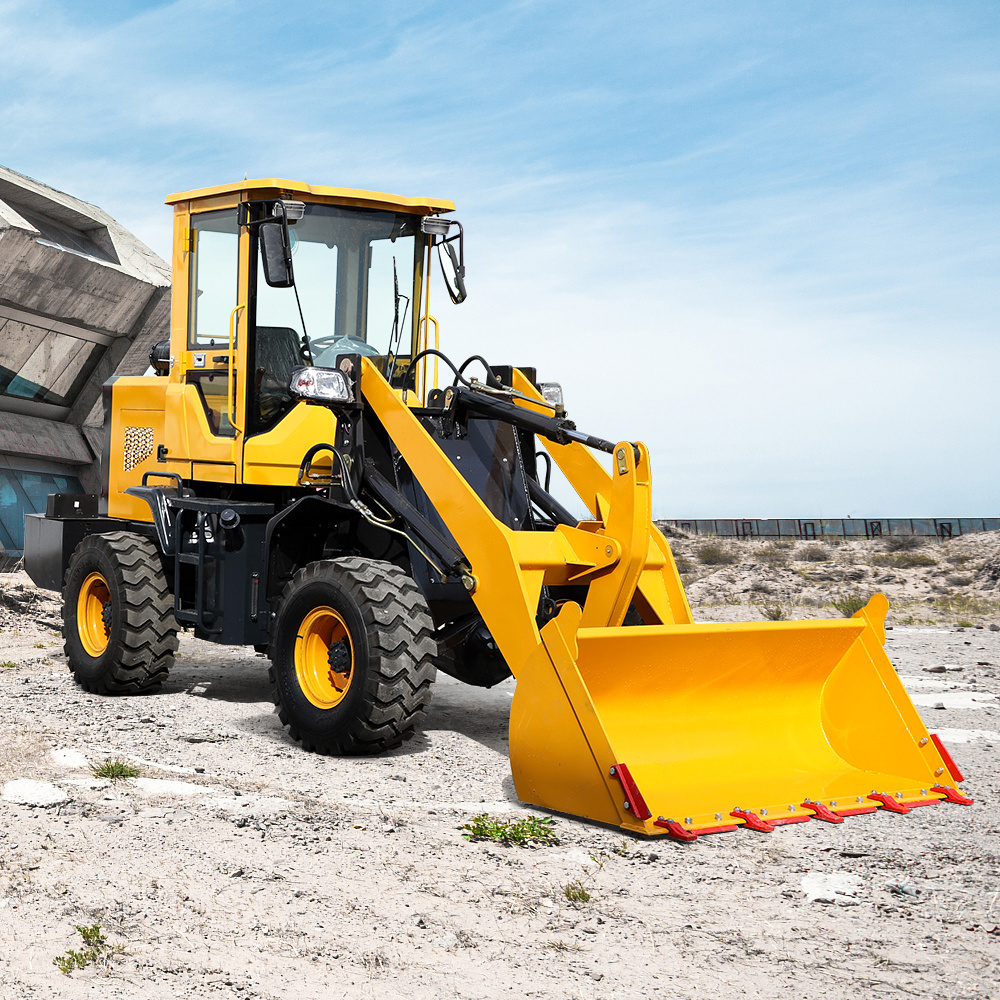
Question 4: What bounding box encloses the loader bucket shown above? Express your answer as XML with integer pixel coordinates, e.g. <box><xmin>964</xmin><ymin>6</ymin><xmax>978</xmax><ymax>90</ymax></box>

<box><xmin>509</xmin><ymin>595</ymin><xmax>970</xmax><ymax>837</ymax></box>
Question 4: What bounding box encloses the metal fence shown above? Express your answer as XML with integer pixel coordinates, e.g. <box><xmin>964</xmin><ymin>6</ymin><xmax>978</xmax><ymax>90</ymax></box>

<box><xmin>658</xmin><ymin>518</ymin><xmax>1000</xmax><ymax>540</ymax></box>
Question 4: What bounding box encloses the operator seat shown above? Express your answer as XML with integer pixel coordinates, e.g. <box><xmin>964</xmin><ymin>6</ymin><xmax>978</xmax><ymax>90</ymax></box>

<box><xmin>253</xmin><ymin>325</ymin><xmax>310</xmax><ymax>429</ymax></box>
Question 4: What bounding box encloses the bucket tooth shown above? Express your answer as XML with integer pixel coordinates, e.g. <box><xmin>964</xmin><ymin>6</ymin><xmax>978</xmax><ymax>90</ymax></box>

<box><xmin>731</xmin><ymin>809</ymin><xmax>774</xmax><ymax>833</ymax></box>
<box><xmin>868</xmin><ymin>792</ymin><xmax>911</xmax><ymax>814</ymax></box>
<box><xmin>932</xmin><ymin>784</ymin><xmax>974</xmax><ymax>805</ymax></box>
<box><xmin>653</xmin><ymin>817</ymin><xmax>698</xmax><ymax>842</ymax></box>
<box><xmin>802</xmin><ymin>800</ymin><xmax>845</xmax><ymax>824</ymax></box>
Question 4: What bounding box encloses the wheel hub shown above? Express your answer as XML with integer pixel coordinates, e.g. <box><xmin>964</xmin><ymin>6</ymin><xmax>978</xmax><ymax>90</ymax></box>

<box><xmin>328</xmin><ymin>639</ymin><xmax>351</xmax><ymax>676</ymax></box>
<box><xmin>294</xmin><ymin>606</ymin><xmax>354</xmax><ymax>709</ymax></box>
<box><xmin>77</xmin><ymin>572</ymin><xmax>112</xmax><ymax>657</ymax></box>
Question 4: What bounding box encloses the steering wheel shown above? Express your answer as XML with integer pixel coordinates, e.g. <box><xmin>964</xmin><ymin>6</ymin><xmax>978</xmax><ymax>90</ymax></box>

<box><xmin>310</xmin><ymin>335</ymin><xmax>381</xmax><ymax>361</ymax></box>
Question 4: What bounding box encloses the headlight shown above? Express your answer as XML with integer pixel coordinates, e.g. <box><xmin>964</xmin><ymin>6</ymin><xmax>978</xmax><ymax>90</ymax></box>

<box><xmin>538</xmin><ymin>382</ymin><xmax>564</xmax><ymax>414</ymax></box>
<box><xmin>289</xmin><ymin>367</ymin><xmax>353</xmax><ymax>404</ymax></box>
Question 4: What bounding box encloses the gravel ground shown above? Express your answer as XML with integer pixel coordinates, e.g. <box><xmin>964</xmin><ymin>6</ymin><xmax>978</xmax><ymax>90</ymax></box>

<box><xmin>0</xmin><ymin>551</ymin><xmax>998</xmax><ymax>999</ymax></box>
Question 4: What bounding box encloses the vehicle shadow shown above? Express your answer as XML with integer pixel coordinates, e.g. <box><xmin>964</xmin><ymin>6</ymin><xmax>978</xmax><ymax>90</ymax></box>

<box><xmin>160</xmin><ymin>649</ymin><xmax>515</xmax><ymax>759</ymax></box>
<box><xmin>157</xmin><ymin>653</ymin><xmax>273</xmax><ymax>705</ymax></box>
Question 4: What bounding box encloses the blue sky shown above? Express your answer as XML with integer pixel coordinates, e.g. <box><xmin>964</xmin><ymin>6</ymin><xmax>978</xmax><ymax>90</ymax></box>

<box><xmin>2</xmin><ymin>1</ymin><xmax>998</xmax><ymax>517</ymax></box>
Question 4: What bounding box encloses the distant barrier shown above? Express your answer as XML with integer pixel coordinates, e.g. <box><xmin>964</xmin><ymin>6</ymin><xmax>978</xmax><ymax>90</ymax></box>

<box><xmin>658</xmin><ymin>518</ymin><xmax>1000</xmax><ymax>540</ymax></box>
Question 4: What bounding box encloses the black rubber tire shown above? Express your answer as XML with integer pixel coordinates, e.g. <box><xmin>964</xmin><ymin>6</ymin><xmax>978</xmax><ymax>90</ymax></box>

<box><xmin>268</xmin><ymin>557</ymin><xmax>437</xmax><ymax>754</ymax></box>
<box><xmin>62</xmin><ymin>531</ymin><xmax>178</xmax><ymax>694</ymax></box>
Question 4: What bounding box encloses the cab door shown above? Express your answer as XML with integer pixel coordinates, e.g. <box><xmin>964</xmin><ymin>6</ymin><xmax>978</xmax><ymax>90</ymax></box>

<box><xmin>170</xmin><ymin>206</ymin><xmax>249</xmax><ymax>483</ymax></box>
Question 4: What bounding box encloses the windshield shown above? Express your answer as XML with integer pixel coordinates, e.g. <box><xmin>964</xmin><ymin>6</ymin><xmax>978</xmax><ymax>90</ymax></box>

<box><xmin>254</xmin><ymin>204</ymin><xmax>423</xmax><ymax>365</ymax></box>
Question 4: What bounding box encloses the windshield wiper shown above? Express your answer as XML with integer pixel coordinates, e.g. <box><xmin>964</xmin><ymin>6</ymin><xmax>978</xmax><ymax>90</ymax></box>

<box><xmin>386</xmin><ymin>256</ymin><xmax>410</xmax><ymax>382</ymax></box>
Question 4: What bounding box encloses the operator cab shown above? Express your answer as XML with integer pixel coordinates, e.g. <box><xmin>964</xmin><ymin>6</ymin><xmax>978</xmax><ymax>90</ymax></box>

<box><xmin>164</xmin><ymin>178</ymin><xmax>464</xmax><ymax>445</ymax></box>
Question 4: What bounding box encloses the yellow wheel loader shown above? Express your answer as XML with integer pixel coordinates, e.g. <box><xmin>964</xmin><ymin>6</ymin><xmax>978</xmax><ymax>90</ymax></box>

<box><xmin>24</xmin><ymin>179</ymin><xmax>972</xmax><ymax>839</ymax></box>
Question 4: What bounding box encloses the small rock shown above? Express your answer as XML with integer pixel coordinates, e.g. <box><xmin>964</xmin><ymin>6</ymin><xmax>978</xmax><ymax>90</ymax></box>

<box><xmin>1</xmin><ymin>779</ymin><xmax>68</xmax><ymax>807</ymax></box>
<box><xmin>432</xmin><ymin>932</ymin><xmax>459</xmax><ymax>951</ymax></box>
<box><xmin>134</xmin><ymin>778</ymin><xmax>212</xmax><ymax>797</ymax></box>
<box><xmin>990</xmin><ymin>624</ymin><xmax>1000</xmax><ymax>632</ymax></box>
<box><xmin>139</xmin><ymin>716</ymin><xmax>155</xmax><ymax>724</ymax></box>
<box><xmin>933</xmin><ymin>702</ymin><xmax>947</xmax><ymax>710</ymax></box>
<box><xmin>49</xmin><ymin>749</ymin><xmax>89</xmax><ymax>769</ymax></box>
<box><xmin>924</xmin><ymin>666</ymin><xmax>947</xmax><ymax>673</ymax></box>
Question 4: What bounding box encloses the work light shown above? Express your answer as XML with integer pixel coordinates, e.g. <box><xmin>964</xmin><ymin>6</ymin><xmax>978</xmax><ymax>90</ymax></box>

<box><xmin>288</xmin><ymin>367</ymin><xmax>353</xmax><ymax>404</ymax></box>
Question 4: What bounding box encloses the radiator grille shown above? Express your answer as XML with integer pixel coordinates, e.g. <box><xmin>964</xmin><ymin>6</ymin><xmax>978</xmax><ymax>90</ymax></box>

<box><xmin>123</xmin><ymin>426</ymin><xmax>155</xmax><ymax>472</ymax></box>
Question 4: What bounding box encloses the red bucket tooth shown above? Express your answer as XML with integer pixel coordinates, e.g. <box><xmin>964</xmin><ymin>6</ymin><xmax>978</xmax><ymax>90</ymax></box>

<box><xmin>868</xmin><ymin>792</ymin><xmax>911</xmax><ymax>814</ymax></box>
<box><xmin>653</xmin><ymin>817</ymin><xmax>698</xmax><ymax>842</ymax></box>
<box><xmin>801</xmin><ymin>800</ymin><xmax>845</xmax><ymax>824</ymax></box>
<box><xmin>932</xmin><ymin>784</ymin><xmax>974</xmax><ymax>805</ymax></box>
<box><xmin>731</xmin><ymin>808</ymin><xmax>774</xmax><ymax>833</ymax></box>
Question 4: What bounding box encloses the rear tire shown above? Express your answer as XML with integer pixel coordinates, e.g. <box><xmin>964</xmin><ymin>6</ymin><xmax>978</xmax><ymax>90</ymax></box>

<box><xmin>268</xmin><ymin>558</ymin><xmax>437</xmax><ymax>754</ymax></box>
<box><xmin>62</xmin><ymin>532</ymin><xmax>178</xmax><ymax>694</ymax></box>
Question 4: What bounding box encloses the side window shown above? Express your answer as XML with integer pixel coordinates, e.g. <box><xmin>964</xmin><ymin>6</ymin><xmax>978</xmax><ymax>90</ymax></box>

<box><xmin>365</xmin><ymin>236</ymin><xmax>417</xmax><ymax>356</ymax></box>
<box><xmin>188</xmin><ymin>211</ymin><xmax>239</xmax><ymax>348</ymax></box>
<box><xmin>188</xmin><ymin>372</ymin><xmax>236</xmax><ymax>438</ymax></box>
<box><xmin>187</xmin><ymin>209</ymin><xmax>239</xmax><ymax>437</ymax></box>
<box><xmin>252</xmin><ymin>234</ymin><xmax>337</xmax><ymax>433</ymax></box>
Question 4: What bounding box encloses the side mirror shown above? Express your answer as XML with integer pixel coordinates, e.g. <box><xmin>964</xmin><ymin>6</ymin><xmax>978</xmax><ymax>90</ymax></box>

<box><xmin>438</xmin><ymin>240</ymin><xmax>467</xmax><ymax>304</ymax></box>
<box><xmin>421</xmin><ymin>216</ymin><xmax>467</xmax><ymax>304</ymax></box>
<box><xmin>260</xmin><ymin>221</ymin><xmax>293</xmax><ymax>288</ymax></box>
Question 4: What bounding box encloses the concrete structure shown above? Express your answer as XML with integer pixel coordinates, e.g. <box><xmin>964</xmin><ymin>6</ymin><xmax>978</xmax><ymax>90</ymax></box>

<box><xmin>0</xmin><ymin>165</ymin><xmax>170</xmax><ymax>562</ymax></box>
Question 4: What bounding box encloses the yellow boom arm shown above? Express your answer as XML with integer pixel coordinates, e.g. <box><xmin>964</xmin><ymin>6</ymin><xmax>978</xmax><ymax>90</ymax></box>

<box><xmin>360</xmin><ymin>359</ymin><xmax>970</xmax><ymax>838</ymax></box>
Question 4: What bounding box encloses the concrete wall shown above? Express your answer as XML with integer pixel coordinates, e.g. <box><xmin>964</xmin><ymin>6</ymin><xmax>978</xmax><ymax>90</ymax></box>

<box><xmin>0</xmin><ymin>165</ymin><xmax>171</xmax><ymax>557</ymax></box>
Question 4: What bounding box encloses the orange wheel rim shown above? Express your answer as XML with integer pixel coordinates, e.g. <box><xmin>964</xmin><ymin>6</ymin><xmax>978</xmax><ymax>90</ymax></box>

<box><xmin>294</xmin><ymin>606</ymin><xmax>354</xmax><ymax>709</ymax></box>
<box><xmin>78</xmin><ymin>571</ymin><xmax>111</xmax><ymax>657</ymax></box>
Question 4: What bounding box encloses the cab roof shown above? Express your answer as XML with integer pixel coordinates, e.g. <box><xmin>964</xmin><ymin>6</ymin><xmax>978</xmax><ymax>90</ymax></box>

<box><xmin>165</xmin><ymin>178</ymin><xmax>455</xmax><ymax>215</ymax></box>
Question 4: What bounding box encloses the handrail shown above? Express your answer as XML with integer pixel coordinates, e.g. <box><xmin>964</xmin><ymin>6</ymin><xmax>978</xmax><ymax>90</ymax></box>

<box><xmin>227</xmin><ymin>302</ymin><xmax>246</xmax><ymax>459</ymax></box>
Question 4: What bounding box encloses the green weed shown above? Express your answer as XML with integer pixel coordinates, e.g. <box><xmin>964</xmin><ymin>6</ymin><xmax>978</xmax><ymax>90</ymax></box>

<box><xmin>956</xmin><ymin>619</ymin><xmax>974</xmax><ymax>628</ymax></box>
<box><xmin>697</xmin><ymin>542</ymin><xmax>739</xmax><ymax>566</ymax></box>
<box><xmin>53</xmin><ymin>925</ymin><xmax>123</xmax><ymax>975</ymax></box>
<box><xmin>0</xmin><ymin>661</ymin><xmax>16</xmax><ymax>670</ymax></box>
<box><xmin>830</xmin><ymin>593</ymin><xmax>868</xmax><ymax>617</ymax></box>
<box><xmin>797</xmin><ymin>545</ymin><xmax>830</xmax><ymax>562</ymax></box>
<box><xmin>873</xmin><ymin>551</ymin><xmax>937</xmax><ymax>569</ymax></box>
<box><xmin>561</xmin><ymin>851</ymin><xmax>608</xmax><ymax>905</ymax></box>
<box><xmin>934</xmin><ymin>593</ymin><xmax>997</xmax><ymax>618</ymax></box>
<box><xmin>759</xmin><ymin>600</ymin><xmax>789</xmax><ymax>621</ymax></box>
<box><xmin>563</xmin><ymin>881</ymin><xmax>591</xmax><ymax>903</ymax></box>
<box><xmin>462</xmin><ymin>813</ymin><xmax>558</xmax><ymax>847</ymax></box>
<box><xmin>755</xmin><ymin>544</ymin><xmax>788</xmax><ymax>566</ymax></box>
<box><xmin>90</xmin><ymin>757</ymin><xmax>141</xmax><ymax>781</ymax></box>
<box><xmin>544</xmin><ymin>940</ymin><xmax>583</xmax><ymax>952</ymax></box>
<box><xmin>884</xmin><ymin>534</ymin><xmax>925</xmax><ymax>552</ymax></box>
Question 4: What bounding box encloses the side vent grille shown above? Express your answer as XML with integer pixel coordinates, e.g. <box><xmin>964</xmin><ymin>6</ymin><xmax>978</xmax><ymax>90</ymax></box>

<box><xmin>123</xmin><ymin>426</ymin><xmax>155</xmax><ymax>472</ymax></box>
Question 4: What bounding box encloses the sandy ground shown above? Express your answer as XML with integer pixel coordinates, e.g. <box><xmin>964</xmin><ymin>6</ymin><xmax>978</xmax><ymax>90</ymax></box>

<box><xmin>667</xmin><ymin>529</ymin><xmax>1000</xmax><ymax>626</ymax></box>
<box><xmin>0</xmin><ymin>534</ymin><xmax>998</xmax><ymax>999</ymax></box>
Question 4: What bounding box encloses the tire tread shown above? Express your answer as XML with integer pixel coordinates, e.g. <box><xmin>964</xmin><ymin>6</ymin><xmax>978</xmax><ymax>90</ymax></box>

<box><xmin>63</xmin><ymin>531</ymin><xmax>178</xmax><ymax>694</ymax></box>
<box><xmin>268</xmin><ymin>557</ymin><xmax>436</xmax><ymax>754</ymax></box>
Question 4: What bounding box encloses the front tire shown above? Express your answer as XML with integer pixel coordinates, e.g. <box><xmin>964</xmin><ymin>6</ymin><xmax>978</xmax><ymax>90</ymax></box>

<box><xmin>268</xmin><ymin>558</ymin><xmax>437</xmax><ymax>754</ymax></box>
<box><xmin>62</xmin><ymin>531</ymin><xmax>178</xmax><ymax>694</ymax></box>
